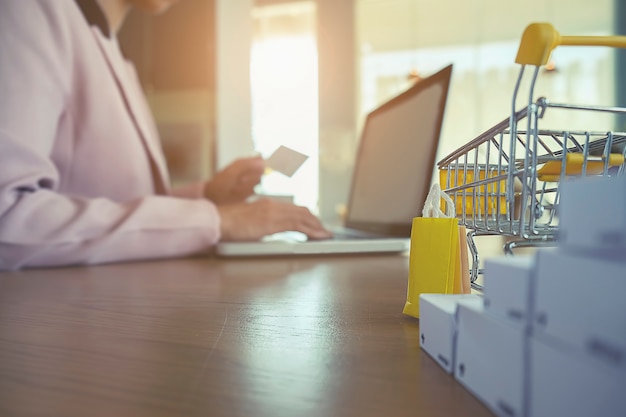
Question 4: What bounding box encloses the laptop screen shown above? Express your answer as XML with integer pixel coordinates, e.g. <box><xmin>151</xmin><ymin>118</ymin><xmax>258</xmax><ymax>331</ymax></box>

<box><xmin>344</xmin><ymin>64</ymin><xmax>453</xmax><ymax>236</ymax></box>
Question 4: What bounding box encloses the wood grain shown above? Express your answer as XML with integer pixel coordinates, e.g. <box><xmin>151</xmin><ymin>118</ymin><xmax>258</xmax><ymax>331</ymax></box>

<box><xmin>0</xmin><ymin>255</ymin><xmax>493</xmax><ymax>417</ymax></box>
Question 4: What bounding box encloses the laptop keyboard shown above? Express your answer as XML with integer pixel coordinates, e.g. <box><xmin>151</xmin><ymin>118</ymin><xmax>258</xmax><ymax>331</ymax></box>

<box><xmin>327</xmin><ymin>227</ymin><xmax>387</xmax><ymax>240</ymax></box>
<box><xmin>262</xmin><ymin>228</ymin><xmax>390</xmax><ymax>242</ymax></box>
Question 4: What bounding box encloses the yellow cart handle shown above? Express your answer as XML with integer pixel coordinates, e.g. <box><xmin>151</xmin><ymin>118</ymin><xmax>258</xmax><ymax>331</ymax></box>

<box><xmin>515</xmin><ymin>22</ymin><xmax>626</xmax><ymax>66</ymax></box>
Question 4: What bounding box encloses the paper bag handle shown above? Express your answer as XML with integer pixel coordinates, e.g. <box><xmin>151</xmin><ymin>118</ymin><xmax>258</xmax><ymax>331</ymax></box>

<box><xmin>422</xmin><ymin>183</ymin><xmax>455</xmax><ymax>218</ymax></box>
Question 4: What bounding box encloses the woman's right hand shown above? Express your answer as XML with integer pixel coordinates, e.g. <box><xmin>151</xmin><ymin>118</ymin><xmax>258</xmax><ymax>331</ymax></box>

<box><xmin>216</xmin><ymin>198</ymin><xmax>333</xmax><ymax>241</ymax></box>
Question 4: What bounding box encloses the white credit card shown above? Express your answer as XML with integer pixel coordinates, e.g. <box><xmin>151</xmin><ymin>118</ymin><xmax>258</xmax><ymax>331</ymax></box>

<box><xmin>265</xmin><ymin>145</ymin><xmax>309</xmax><ymax>177</ymax></box>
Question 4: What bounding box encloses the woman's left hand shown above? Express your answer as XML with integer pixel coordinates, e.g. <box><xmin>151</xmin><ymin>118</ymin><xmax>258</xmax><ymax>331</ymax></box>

<box><xmin>204</xmin><ymin>156</ymin><xmax>265</xmax><ymax>204</ymax></box>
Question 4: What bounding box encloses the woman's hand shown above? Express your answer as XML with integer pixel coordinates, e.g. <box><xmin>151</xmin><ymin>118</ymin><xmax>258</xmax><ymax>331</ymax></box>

<box><xmin>216</xmin><ymin>198</ymin><xmax>333</xmax><ymax>241</ymax></box>
<box><xmin>204</xmin><ymin>156</ymin><xmax>265</xmax><ymax>204</ymax></box>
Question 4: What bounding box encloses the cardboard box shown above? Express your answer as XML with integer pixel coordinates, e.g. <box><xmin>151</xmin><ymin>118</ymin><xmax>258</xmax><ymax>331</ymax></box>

<box><xmin>418</xmin><ymin>293</ymin><xmax>483</xmax><ymax>373</ymax></box>
<box><xmin>529</xmin><ymin>335</ymin><xmax>626</xmax><ymax>417</ymax></box>
<box><xmin>533</xmin><ymin>248</ymin><xmax>626</xmax><ymax>370</ymax></box>
<box><xmin>483</xmin><ymin>255</ymin><xmax>535</xmax><ymax>325</ymax></box>
<box><xmin>454</xmin><ymin>302</ymin><xmax>527</xmax><ymax>417</ymax></box>
<box><xmin>558</xmin><ymin>175</ymin><xmax>626</xmax><ymax>254</ymax></box>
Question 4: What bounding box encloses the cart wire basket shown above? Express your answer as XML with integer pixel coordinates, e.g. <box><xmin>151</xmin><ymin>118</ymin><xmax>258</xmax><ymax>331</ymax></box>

<box><xmin>437</xmin><ymin>23</ymin><xmax>626</xmax><ymax>289</ymax></box>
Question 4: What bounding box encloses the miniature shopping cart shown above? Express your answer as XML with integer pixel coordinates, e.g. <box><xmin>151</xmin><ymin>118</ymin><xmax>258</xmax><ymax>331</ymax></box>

<box><xmin>437</xmin><ymin>23</ymin><xmax>626</xmax><ymax>289</ymax></box>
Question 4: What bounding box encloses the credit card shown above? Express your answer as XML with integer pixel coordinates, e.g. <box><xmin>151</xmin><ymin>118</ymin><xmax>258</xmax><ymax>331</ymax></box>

<box><xmin>265</xmin><ymin>145</ymin><xmax>309</xmax><ymax>177</ymax></box>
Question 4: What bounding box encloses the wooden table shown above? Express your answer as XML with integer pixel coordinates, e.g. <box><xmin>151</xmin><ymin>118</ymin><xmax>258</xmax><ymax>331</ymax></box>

<box><xmin>0</xmin><ymin>254</ymin><xmax>493</xmax><ymax>417</ymax></box>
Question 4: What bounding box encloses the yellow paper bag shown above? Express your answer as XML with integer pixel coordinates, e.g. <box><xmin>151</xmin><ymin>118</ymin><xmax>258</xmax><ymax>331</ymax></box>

<box><xmin>403</xmin><ymin>184</ymin><xmax>470</xmax><ymax>318</ymax></box>
<box><xmin>458</xmin><ymin>225</ymin><xmax>471</xmax><ymax>294</ymax></box>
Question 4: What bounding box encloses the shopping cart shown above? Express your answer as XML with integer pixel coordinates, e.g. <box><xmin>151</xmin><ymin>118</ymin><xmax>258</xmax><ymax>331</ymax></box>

<box><xmin>437</xmin><ymin>23</ymin><xmax>626</xmax><ymax>289</ymax></box>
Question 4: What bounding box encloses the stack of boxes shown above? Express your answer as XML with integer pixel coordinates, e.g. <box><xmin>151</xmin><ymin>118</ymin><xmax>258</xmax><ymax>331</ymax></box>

<box><xmin>418</xmin><ymin>175</ymin><xmax>626</xmax><ymax>417</ymax></box>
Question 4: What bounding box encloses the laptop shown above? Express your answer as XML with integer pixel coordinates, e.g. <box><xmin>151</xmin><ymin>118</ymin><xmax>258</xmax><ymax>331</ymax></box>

<box><xmin>215</xmin><ymin>64</ymin><xmax>453</xmax><ymax>256</ymax></box>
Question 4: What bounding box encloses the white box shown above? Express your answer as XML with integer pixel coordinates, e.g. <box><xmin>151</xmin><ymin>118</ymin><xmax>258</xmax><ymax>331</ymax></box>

<box><xmin>418</xmin><ymin>293</ymin><xmax>483</xmax><ymax>373</ymax></box>
<box><xmin>529</xmin><ymin>335</ymin><xmax>626</xmax><ymax>417</ymax></box>
<box><xmin>483</xmin><ymin>255</ymin><xmax>535</xmax><ymax>325</ymax></box>
<box><xmin>533</xmin><ymin>248</ymin><xmax>626</xmax><ymax>370</ymax></box>
<box><xmin>454</xmin><ymin>302</ymin><xmax>527</xmax><ymax>417</ymax></box>
<box><xmin>559</xmin><ymin>175</ymin><xmax>626</xmax><ymax>254</ymax></box>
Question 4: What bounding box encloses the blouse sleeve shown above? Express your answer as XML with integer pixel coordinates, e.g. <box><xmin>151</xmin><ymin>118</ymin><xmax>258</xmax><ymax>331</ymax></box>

<box><xmin>0</xmin><ymin>1</ymin><xmax>221</xmax><ymax>270</ymax></box>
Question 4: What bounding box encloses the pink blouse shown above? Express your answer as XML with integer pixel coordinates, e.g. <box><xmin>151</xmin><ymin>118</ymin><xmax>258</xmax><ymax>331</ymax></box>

<box><xmin>0</xmin><ymin>0</ymin><xmax>221</xmax><ymax>270</ymax></box>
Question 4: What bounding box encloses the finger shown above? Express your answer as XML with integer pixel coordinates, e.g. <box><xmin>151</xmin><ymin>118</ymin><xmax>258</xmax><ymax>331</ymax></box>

<box><xmin>300</xmin><ymin>217</ymin><xmax>333</xmax><ymax>239</ymax></box>
<box><xmin>235</xmin><ymin>156</ymin><xmax>265</xmax><ymax>174</ymax></box>
<box><xmin>240</xmin><ymin>172</ymin><xmax>262</xmax><ymax>185</ymax></box>
<box><xmin>281</xmin><ymin>205</ymin><xmax>332</xmax><ymax>238</ymax></box>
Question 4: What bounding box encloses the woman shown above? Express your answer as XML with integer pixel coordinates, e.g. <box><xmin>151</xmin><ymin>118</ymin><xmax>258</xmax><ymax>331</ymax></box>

<box><xmin>0</xmin><ymin>0</ymin><xmax>331</xmax><ymax>270</ymax></box>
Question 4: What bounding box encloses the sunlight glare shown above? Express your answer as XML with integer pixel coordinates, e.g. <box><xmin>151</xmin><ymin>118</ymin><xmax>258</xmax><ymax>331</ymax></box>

<box><xmin>251</xmin><ymin>34</ymin><xmax>319</xmax><ymax>212</ymax></box>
